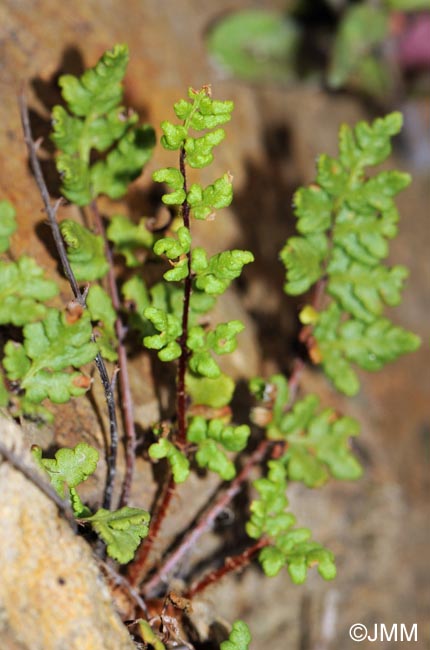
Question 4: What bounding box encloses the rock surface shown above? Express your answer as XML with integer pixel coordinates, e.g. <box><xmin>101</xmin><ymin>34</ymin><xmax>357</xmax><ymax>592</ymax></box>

<box><xmin>0</xmin><ymin>416</ymin><xmax>135</xmax><ymax>650</ymax></box>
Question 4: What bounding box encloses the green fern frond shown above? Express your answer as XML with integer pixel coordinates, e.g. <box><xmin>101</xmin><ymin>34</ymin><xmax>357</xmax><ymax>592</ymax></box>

<box><xmin>281</xmin><ymin>113</ymin><xmax>420</xmax><ymax>394</ymax></box>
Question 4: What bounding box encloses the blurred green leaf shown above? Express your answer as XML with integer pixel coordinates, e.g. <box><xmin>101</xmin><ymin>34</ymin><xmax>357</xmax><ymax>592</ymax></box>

<box><xmin>107</xmin><ymin>214</ymin><xmax>156</xmax><ymax>267</ymax></box>
<box><xmin>328</xmin><ymin>5</ymin><xmax>388</xmax><ymax>91</ymax></box>
<box><xmin>385</xmin><ymin>0</ymin><xmax>430</xmax><ymax>10</ymax></box>
<box><xmin>87</xmin><ymin>285</ymin><xmax>118</xmax><ymax>361</ymax></box>
<box><xmin>207</xmin><ymin>10</ymin><xmax>300</xmax><ymax>83</ymax></box>
<box><xmin>0</xmin><ymin>375</ymin><xmax>9</xmax><ymax>408</ymax></box>
<box><xmin>328</xmin><ymin>247</ymin><xmax>409</xmax><ymax>322</ymax></box>
<box><xmin>56</xmin><ymin>153</ymin><xmax>92</xmax><ymax>205</ymax></box>
<box><xmin>280</xmin><ymin>234</ymin><xmax>327</xmax><ymax>295</ymax></box>
<box><xmin>314</xmin><ymin>304</ymin><xmax>420</xmax><ymax>395</ymax></box>
<box><xmin>0</xmin><ymin>200</ymin><xmax>17</xmax><ymax>253</ymax></box>
<box><xmin>60</xmin><ymin>220</ymin><xmax>109</xmax><ymax>281</ymax></box>
<box><xmin>0</xmin><ymin>256</ymin><xmax>58</xmax><ymax>326</ymax></box>
<box><xmin>90</xmin><ymin>125</ymin><xmax>155</xmax><ymax>199</ymax></box>
<box><xmin>186</xmin><ymin>372</ymin><xmax>235</xmax><ymax>408</ymax></box>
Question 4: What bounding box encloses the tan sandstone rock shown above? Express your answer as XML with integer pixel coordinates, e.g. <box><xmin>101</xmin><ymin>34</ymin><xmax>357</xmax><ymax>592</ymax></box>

<box><xmin>0</xmin><ymin>415</ymin><xmax>135</xmax><ymax>650</ymax></box>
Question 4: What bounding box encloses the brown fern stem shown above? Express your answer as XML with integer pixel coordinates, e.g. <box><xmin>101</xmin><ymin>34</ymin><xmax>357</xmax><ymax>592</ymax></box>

<box><xmin>90</xmin><ymin>200</ymin><xmax>136</xmax><ymax>507</ymax></box>
<box><xmin>186</xmin><ymin>538</ymin><xmax>269</xmax><ymax>599</ymax></box>
<box><xmin>176</xmin><ymin>147</ymin><xmax>192</xmax><ymax>449</ymax></box>
<box><xmin>141</xmin><ymin>438</ymin><xmax>271</xmax><ymax>597</ymax></box>
<box><xmin>127</xmin><ymin>475</ymin><xmax>176</xmax><ymax>587</ymax></box>
<box><xmin>19</xmin><ymin>95</ymin><xmax>119</xmax><ymax>511</ymax></box>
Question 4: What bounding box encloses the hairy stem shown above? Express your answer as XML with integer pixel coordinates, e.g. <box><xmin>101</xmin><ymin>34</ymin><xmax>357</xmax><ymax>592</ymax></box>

<box><xmin>176</xmin><ymin>147</ymin><xmax>192</xmax><ymax>449</ymax></box>
<box><xmin>20</xmin><ymin>95</ymin><xmax>119</xmax><ymax>511</ymax></box>
<box><xmin>141</xmin><ymin>438</ymin><xmax>271</xmax><ymax>597</ymax></box>
<box><xmin>186</xmin><ymin>538</ymin><xmax>269</xmax><ymax>599</ymax></box>
<box><xmin>127</xmin><ymin>475</ymin><xmax>176</xmax><ymax>587</ymax></box>
<box><xmin>20</xmin><ymin>96</ymin><xmax>81</xmax><ymax>301</ymax></box>
<box><xmin>96</xmin><ymin>358</ymin><xmax>119</xmax><ymax>510</ymax></box>
<box><xmin>90</xmin><ymin>200</ymin><xmax>136</xmax><ymax>507</ymax></box>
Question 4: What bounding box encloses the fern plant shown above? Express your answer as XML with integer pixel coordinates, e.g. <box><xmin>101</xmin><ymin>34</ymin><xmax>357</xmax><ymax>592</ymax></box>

<box><xmin>141</xmin><ymin>85</ymin><xmax>253</xmax><ymax>484</ymax></box>
<box><xmin>51</xmin><ymin>43</ymin><xmax>155</xmax><ymax>206</ymax></box>
<box><xmin>0</xmin><ymin>44</ymin><xmax>421</xmax><ymax>649</ymax></box>
<box><xmin>280</xmin><ymin>112</ymin><xmax>420</xmax><ymax>395</ymax></box>
<box><xmin>31</xmin><ymin>443</ymin><xmax>150</xmax><ymax>563</ymax></box>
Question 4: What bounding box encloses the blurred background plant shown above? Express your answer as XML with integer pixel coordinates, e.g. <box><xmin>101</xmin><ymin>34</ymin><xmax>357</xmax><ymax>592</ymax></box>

<box><xmin>207</xmin><ymin>0</ymin><xmax>430</xmax><ymax>100</ymax></box>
